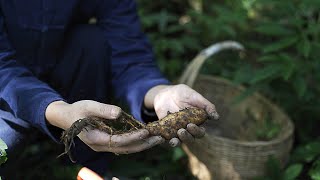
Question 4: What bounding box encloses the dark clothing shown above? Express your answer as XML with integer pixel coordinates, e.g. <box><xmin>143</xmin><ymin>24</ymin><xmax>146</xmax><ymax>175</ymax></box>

<box><xmin>0</xmin><ymin>0</ymin><xmax>169</xmax><ymax>140</ymax></box>
<box><xmin>0</xmin><ymin>24</ymin><xmax>162</xmax><ymax>176</ymax></box>
<box><xmin>0</xmin><ymin>0</ymin><xmax>169</xmax><ymax>176</ymax></box>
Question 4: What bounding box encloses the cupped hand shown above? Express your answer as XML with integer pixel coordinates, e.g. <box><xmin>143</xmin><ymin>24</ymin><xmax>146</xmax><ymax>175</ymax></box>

<box><xmin>46</xmin><ymin>100</ymin><xmax>164</xmax><ymax>154</ymax></box>
<box><xmin>152</xmin><ymin>84</ymin><xmax>219</xmax><ymax>146</ymax></box>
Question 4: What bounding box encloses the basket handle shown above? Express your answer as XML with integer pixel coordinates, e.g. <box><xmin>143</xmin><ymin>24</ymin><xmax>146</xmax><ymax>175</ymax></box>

<box><xmin>179</xmin><ymin>41</ymin><xmax>244</xmax><ymax>87</ymax></box>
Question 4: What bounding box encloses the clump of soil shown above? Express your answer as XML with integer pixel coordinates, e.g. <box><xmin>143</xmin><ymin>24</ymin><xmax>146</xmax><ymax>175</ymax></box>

<box><xmin>60</xmin><ymin>107</ymin><xmax>209</xmax><ymax>162</ymax></box>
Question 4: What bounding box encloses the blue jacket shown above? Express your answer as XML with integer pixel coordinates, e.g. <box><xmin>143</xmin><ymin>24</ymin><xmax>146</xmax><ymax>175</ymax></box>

<box><xmin>0</xmin><ymin>0</ymin><xmax>169</xmax><ymax>140</ymax></box>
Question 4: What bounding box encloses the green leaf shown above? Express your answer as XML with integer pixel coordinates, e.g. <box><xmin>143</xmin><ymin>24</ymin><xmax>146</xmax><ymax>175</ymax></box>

<box><xmin>311</xmin><ymin>173</ymin><xmax>320</xmax><ymax>180</ymax></box>
<box><xmin>293</xmin><ymin>76</ymin><xmax>307</xmax><ymax>98</ymax></box>
<box><xmin>292</xmin><ymin>142</ymin><xmax>320</xmax><ymax>163</ymax></box>
<box><xmin>263</xmin><ymin>37</ymin><xmax>298</xmax><ymax>53</ymax></box>
<box><xmin>166</xmin><ymin>24</ymin><xmax>184</xmax><ymax>34</ymax></box>
<box><xmin>254</xmin><ymin>24</ymin><xmax>294</xmax><ymax>36</ymax></box>
<box><xmin>147</xmin><ymin>10</ymin><xmax>178</xmax><ymax>33</ymax></box>
<box><xmin>0</xmin><ymin>139</ymin><xmax>7</xmax><ymax>166</ymax></box>
<box><xmin>297</xmin><ymin>39</ymin><xmax>311</xmax><ymax>58</ymax></box>
<box><xmin>0</xmin><ymin>139</ymin><xmax>7</xmax><ymax>150</ymax></box>
<box><xmin>172</xmin><ymin>147</ymin><xmax>185</xmax><ymax>161</ymax></box>
<box><xmin>281</xmin><ymin>63</ymin><xmax>295</xmax><ymax>81</ymax></box>
<box><xmin>250</xmin><ymin>65</ymin><xmax>281</xmax><ymax>84</ymax></box>
<box><xmin>283</xmin><ymin>164</ymin><xmax>303</xmax><ymax>180</ymax></box>
<box><xmin>265</xmin><ymin>157</ymin><xmax>282</xmax><ymax>179</ymax></box>
<box><xmin>257</xmin><ymin>54</ymin><xmax>295</xmax><ymax>81</ymax></box>
<box><xmin>0</xmin><ymin>150</ymin><xmax>7</xmax><ymax>166</ymax></box>
<box><xmin>257</xmin><ymin>54</ymin><xmax>280</xmax><ymax>62</ymax></box>
<box><xmin>233</xmin><ymin>65</ymin><xmax>253</xmax><ymax>84</ymax></box>
<box><xmin>309</xmin><ymin>159</ymin><xmax>320</xmax><ymax>180</ymax></box>
<box><xmin>231</xmin><ymin>85</ymin><xmax>259</xmax><ymax>105</ymax></box>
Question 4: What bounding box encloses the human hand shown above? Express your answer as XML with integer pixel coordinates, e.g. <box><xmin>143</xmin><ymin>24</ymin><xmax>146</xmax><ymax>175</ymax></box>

<box><xmin>46</xmin><ymin>100</ymin><xmax>164</xmax><ymax>154</ymax></box>
<box><xmin>144</xmin><ymin>84</ymin><xmax>219</xmax><ymax>147</ymax></box>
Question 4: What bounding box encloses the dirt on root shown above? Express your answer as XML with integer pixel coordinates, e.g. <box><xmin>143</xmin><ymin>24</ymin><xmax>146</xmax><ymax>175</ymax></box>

<box><xmin>60</xmin><ymin>107</ymin><xmax>209</xmax><ymax>162</ymax></box>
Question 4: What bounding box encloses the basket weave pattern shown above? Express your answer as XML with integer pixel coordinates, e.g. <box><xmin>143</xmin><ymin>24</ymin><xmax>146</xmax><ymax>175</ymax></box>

<box><xmin>180</xmin><ymin>41</ymin><xmax>294</xmax><ymax>179</ymax></box>
<box><xmin>186</xmin><ymin>75</ymin><xmax>294</xmax><ymax>179</ymax></box>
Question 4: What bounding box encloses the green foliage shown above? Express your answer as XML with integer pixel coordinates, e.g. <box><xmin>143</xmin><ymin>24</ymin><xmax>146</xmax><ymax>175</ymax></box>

<box><xmin>4</xmin><ymin>139</ymin><xmax>81</xmax><ymax>179</ymax></box>
<box><xmin>255</xmin><ymin>114</ymin><xmax>281</xmax><ymax>141</ymax></box>
<box><xmin>283</xmin><ymin>164</ymin><xmax>303</xmax><ymax>180</ymax></box>
<box><xmin>291</xmin><ymin>141</ymin><xmax>320</xmax><ymax>179</ymax></box>
<box><xmin>0</xmin><ymin>138</ymin><xmax>7</xmax><ymax>166</ymax></box>
<box><xmin>255</xmin><ymin>157</ymin><xmax>302</xmax><ymax>180</ymax></box>
<box><xmin>309</xmin><ymin>159</ymin><xmax>320</xmax><ymax>180</ymax></box>
<box><xmin>137</xmin><ymin>0</ymin><xmax>320</xmax><ymax>179</ymax></box>
<box><xmin>291</xmin><ymin>141</ymin><xmax>320</xmax><ymax>163</ymax></box>
<box><xmin>109</xmin><ymin>147</ymin><xmax>193</xmax><ymax>180</ymax></box>
<box><xmin>0</xmin><ymin>139</ymin><xmax>8</xmax><ymax>180</ymax></box>
<box><xmin>14</xmin><ymin>0</ymin><xmax>320</xmax><ymax>179</ymax></box>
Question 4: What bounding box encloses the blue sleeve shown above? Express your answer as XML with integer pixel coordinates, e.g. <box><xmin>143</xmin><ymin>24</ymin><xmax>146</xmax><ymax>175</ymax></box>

<box><xmin>0</xmin><ymin>14</ymin><xmax>64</xmax><ymax>141</ymax></box>
<box><xmin>96</xmin><ymin>0</ymin><xmax>170</xmax><ymax>121</ymax></box>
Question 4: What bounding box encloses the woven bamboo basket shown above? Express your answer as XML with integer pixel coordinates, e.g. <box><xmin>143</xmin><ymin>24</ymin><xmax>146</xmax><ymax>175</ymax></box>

<box><xmin>179</xmin><ymin>41</ymin><xmax>294</xmax><ymax>180</ymax></box>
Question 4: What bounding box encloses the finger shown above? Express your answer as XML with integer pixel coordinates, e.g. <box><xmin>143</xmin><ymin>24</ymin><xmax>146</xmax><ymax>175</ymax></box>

<box><xmin>169</xmin><ymin>138</ymin><xmax>181</xmax><ymax>147</ymax></box>
<box><xmin>155</xmin><ymin>106</ymin><xmax>180</xmax><ymax>119</ymax></box>
<box><xmin>110</xmin><ymin>129</ymin><xmax>150</xmax><ymax>146</ymax></box>
<box><xmin>186</xmin><ymin>123</ymin><xmax>205</xmax><ymax>138</ymax></box>
<box><xmin>81</xmin><ymin>129</ymin><xmax>149</xmax><ymax>147</ymax></box>
<box><xmin>85</xmin><ymin>101</ymin><xmax>121</xmax><ymax>119</ymax></box>
<box><xmin>177</xmin><ymin>128</ymin><xmax>195</xmax><ymax>143</ymax></box>
<box><xmin>189</xmin><ymin>93</ymin><xmax>219</xmax><ymax>120</ymax></box>
<box><xmin>112</xmin><ymin>136</ymin><xmax>165</xmax><ymax>154</ymax></box>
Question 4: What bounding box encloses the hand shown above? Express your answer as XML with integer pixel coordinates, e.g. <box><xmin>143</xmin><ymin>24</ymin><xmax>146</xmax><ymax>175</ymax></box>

<box><xmin>46</xmin><ymin>100</ymin><xmax>164</xmax><ymax>154</ymax></box>
<box><xmin>144</xmin><ymin>84</ymin><xmax>219</xmax><ymax>147</ymax></box>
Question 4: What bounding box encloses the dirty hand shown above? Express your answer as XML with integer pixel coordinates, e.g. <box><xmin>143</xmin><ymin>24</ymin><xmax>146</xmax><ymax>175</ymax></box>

<box><xmin>144</xmin><ymin>84</ymin><xmax>219</xmax><ymax>147</ymax></box>
<box><xmin>46</xmin><ymin>100</ymin><xmax>164</xmax><ymax>154</ymax></box>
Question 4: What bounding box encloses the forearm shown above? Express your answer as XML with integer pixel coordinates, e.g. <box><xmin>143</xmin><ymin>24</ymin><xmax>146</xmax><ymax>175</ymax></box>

<box><xmin>45</xmin><ymin>100</ymin><xmax>72</xmax><ymax>130</ymax></box>
<box><xmin>144</xmin><ymin>85</ymin><xmax>171</xmax><ymax>109</ymax></box>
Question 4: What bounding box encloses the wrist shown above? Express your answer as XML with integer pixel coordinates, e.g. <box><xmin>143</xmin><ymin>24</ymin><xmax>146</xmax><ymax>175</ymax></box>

<box><xmin>45</xmin><ymin>100</ymin><xmax>70</xmax><ymax>130</ymax></box>
<box><xmin>144</xmin><ymin>85</ymin><xmax>171</xmax><ymax>109</ymax></box>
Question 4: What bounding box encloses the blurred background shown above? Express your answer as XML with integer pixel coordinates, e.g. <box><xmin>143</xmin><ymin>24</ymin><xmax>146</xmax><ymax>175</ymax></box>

<box><xmin>4</xmin><ymin>0</ymin><xmax>320</xmax><ymax>179</ymax></box>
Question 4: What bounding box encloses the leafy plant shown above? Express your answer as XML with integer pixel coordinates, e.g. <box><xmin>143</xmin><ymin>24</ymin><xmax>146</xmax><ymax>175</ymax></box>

<box><xmin>0</xmin><ymin>138</ymin><xmax>7</xmax><ymax>166</ymax></box>
<box><xmin>309</xmin><ymin>158</ymin><xmax>320</xmax><ymax>180</ymax></box>
<box><xmin>255</xmin><ymin>157</ymin><xmax>302</xmax><ymax>180</ymax></box>
<box><xmin>0</xmin><ymin>138</ymin><xmax>8</xmax><ymax>180</ymax></box>
<box><xmin>291</xmin><ymin>141</ymin><xmax>320</xmax><ymax>179</ymax></box>
<box><xmin>255</xmin><ymin>114</ymin><xmax>281</xmax><ymax>141</ymax></box>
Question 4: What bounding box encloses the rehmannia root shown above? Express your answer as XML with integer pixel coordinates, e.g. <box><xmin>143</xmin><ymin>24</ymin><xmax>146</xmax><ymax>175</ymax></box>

<box><xmin>60</xmin><ymin>107</ymin><xmax>209</xmax><ymax>162</ymax></box>
<box><xmin>146</xmin><ymin>108</ymin><xmax>208</xmax><ymax>139</ymax></box>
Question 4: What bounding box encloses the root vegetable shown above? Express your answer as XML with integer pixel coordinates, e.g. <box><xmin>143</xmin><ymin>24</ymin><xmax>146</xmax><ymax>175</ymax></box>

<box><xmin>60</xmin><ymin>107</ymin><xmax>209</xmax><ymax>162</ymax></box>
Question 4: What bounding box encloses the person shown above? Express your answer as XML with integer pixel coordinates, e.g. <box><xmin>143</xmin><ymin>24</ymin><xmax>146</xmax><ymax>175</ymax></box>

<box><xmin>0</xmin><ymin>0</ymin><xmax>219</xmax><ymax>176</ymax></box>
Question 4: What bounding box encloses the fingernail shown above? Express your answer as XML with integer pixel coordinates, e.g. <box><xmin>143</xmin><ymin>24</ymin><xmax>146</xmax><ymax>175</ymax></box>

<box><xmin>170</xmin><ymin>138</ymin><xmax>180</xmax><ymax>147</ymax></box>
<box><xmin>177</xmin><ymin>129</ymin><xmax>184</xmax><ymax>134</ymax></box>
<box><xmin>140</xmin><ymin>130</ymin><xmax>149</xmax><ymax>139</ymax></box>
<box><xmin>111</xmin><ymin>108</ymin><xmax>121</xmax><ymax>118</ymax></box>
<box><xmin>210</xmin><ymin>111</ymin><xmax>220</xmax><ymax>120</ymax></box>
<box><xmin>158</xmin><ymin>136</ymin><xmax>165</xmax><ymax>143</ymax></box>
<box><xmin>170</xmin><ymin>142</ymin><xmax>177</xmax><ymax>147</ymax></box>
<box><xmin>183</xmin><ymin>130</ymin><xmax>188</xmax><ymax>136</ymax></box>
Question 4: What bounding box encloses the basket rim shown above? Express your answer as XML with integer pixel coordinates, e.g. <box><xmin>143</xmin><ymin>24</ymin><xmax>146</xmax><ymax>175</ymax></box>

<box><xmin>197</xmin><ymin>75</ymin><xmax>295</xmax><ymax>147</ymax></box>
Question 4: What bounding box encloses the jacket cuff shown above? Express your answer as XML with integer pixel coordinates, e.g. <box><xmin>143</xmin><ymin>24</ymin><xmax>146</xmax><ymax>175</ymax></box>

<box><xmin>141</xmin><ymin>103</ymin><xmax>162</xmax><ymax>124</ymax></box>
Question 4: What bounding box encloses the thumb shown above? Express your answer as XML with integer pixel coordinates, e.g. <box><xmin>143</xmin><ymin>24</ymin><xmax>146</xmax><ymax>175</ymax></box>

<box><xmin>188</xmin><ymin>93</ymin><xmax>219</xmax><ymax>120</ymax></box>
<box><xmin>84</xmin><ymin>101</ymin><xmax>122</xmax><ymax>119</ymax></box>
